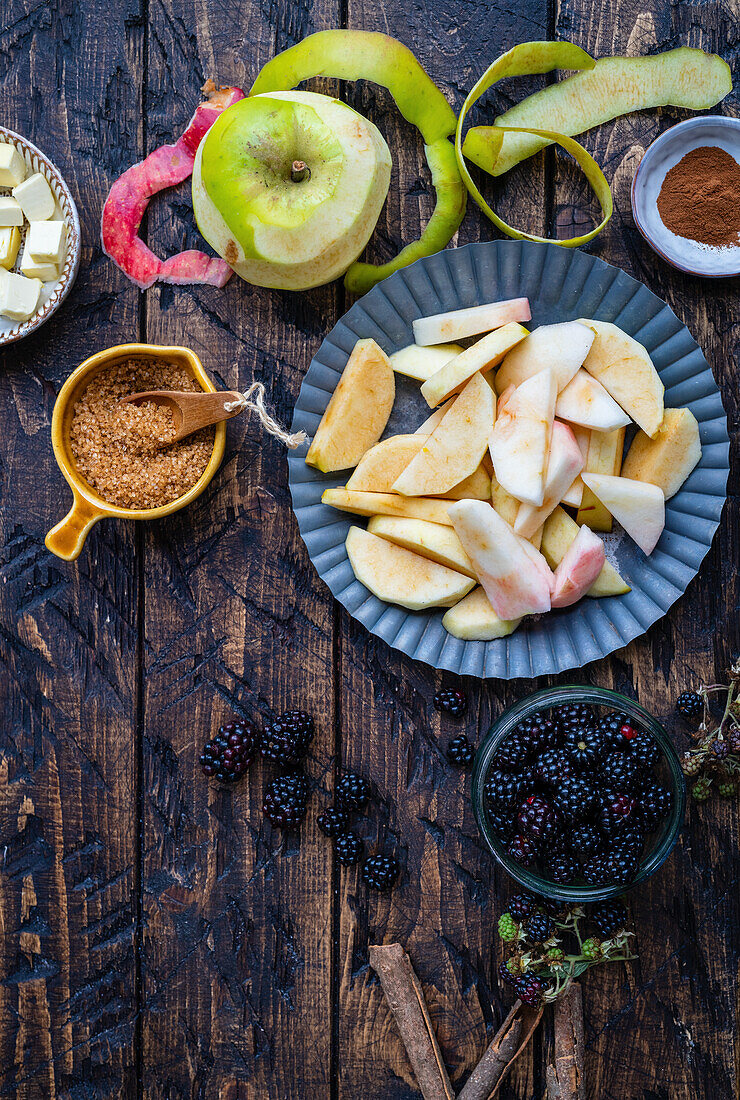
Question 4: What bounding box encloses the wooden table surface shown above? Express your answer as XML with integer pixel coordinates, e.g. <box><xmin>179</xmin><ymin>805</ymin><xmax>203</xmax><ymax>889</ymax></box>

<box><xmin>1</xmin><ymin>0</ymin><xmax>738</xmax><ymax>1097</ymax></box>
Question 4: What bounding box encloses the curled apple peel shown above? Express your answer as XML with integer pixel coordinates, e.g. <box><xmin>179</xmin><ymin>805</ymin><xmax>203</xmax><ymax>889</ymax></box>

<box><xmin>101</xmin><ymin>81</ymin><xmax>245</xmax><ymax>289</ymax></box>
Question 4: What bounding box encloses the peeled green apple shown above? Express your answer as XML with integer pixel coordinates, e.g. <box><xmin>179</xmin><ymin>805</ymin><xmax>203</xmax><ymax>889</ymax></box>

<box><xmin>442</xmin><ymin>587</ymin><xmax>521</xmax><ymax>640</ymax></box>
<box><xmin>192</xmin><ymin>90</ymin><xmax>391</xmax><ymax>290</ymax></box>
<box><xmin>346</xmin><ymin>526</ymin><xmax>474</xmax><ymax>610</ymax></box>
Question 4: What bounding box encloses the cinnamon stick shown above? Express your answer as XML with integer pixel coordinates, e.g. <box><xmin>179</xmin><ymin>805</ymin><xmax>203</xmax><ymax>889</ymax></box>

<box><xmin>458</xmin><ymin>1000</ymin><xmax>544</xmax><ymax>1100</ymax></box>
<box><xmin>546</xmin><ymin>983</ymin><xmax>586</xmax><ymax>1100</ymax></box>
<box><xmin>368</xmin><ymin>943</ymin><xmax>455</xmax><ymax>1100</ymax></box>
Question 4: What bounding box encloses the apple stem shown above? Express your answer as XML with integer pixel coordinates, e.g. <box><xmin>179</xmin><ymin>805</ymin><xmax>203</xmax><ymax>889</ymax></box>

<box><xmin>291</xmin><ymin>160</ymin><xmax>311</xmax><ymax>183</ymax></box>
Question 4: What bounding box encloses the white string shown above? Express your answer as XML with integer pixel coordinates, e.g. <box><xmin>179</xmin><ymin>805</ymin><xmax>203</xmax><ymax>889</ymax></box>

<box><xmin>224</xmin><ymin>382</ymin><xmax>307</xmax><ymax>449</ymax></box>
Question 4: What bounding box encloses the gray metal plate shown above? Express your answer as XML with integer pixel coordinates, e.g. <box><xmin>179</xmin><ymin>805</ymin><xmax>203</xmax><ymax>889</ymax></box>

<box><xmin>288</xmin><ymin>241</ymin><xmax>729</xmax><ymax>679</ymax></box>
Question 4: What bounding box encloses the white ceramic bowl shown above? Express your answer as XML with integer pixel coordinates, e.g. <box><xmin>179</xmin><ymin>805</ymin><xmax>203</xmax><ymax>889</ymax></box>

<box><xmin>631</xmin><ymin>115</ymin><xmax>740</xmax><ymax>277</ymax></box>
<box><xmin>0</xmin><ymin>126</ymin><xmax>81</xmax><ymax>346</ymax></box>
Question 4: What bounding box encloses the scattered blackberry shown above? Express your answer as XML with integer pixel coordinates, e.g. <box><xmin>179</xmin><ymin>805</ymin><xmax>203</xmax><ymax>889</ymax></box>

<box><xmin>260</xmin><ymin>710</ymin><xmax>314</xmax><ymax>766</ymax></box>
<box><xmin>498</xmin><ymin>958</ymin><xmax>520</xmax><ymax>986</ymax></box>
<box><xmin>710</xmin><ymin>738</ymin><xmax>730</xmax><ymax>758</ymax></box>
<box><xmin>488</xmin><ymin>808</ymin><xmax>515</xmax><ymax>841</ymax></box>
<box><xmin>718</xmin><ymin>781</ymin><xmax>737</xmax><ymax>798</ymax></box>
<box><xmin>596</xmin><ymin>712</ymin><xmax>633</xmax><ymax>749</ymax></box>
<box><xmin>335</xmin><ymin>772</ymin><xmax>371</xmax><ymax>811</ymax></box>
<box><xmin>676</xmin><ymin>691</ymin><xmax>703</xmax><ymax>721</ymax></box>
<box><xmin>681</xmin><ymin>752</ymin><xmax>703</xmax><ymax>778</ymax></box>
<box><xmin>507</xmin><ymin>833</ymin><xmax>539</xmax><ymax>867</ymax></box>
<box><xmin>628</xmin><ymin>732</ymin><xmax>660</xmax><ymax>770</ymax></box>
<box><xmin>534</xmin><ymin>748</ymin><xmax>573</xmax><ymax>787</ymax></box>
<box><xmin>563</xmin><ymin>726</ymin><xmax>606</xmax><ymax>770</ymax></box>
<box><xmin>638</xmin><ymin>783</ymin><xmax>672</xmax><ymax>827</ymax></box>
<box><xmin>498</xmin><ymin>913</ymin><xmax>519</xmax><ymax>941</ymax></box>
<box><xmin>523</xmin><ymin>912</ymin><xmax>553</xmax><ymax>943</ymax></box>
<box><xmin>581</xmin><ymin>937</ymin><xmax>602</xmax><ymax>960</ymax></box>
<box><xmin>317</xmin><ymin>806</ymin><xmax>350</xmax><ymax>837</ymax></box>
<box><xmin>568</xmin><ymin>823</ymin><xmax>603</xmax><ymax>858</ymax></box>
<box><xmin>263</xmin><ymin>773</ymin><xmax>309</xmax><ymax>829</ymax></box>
<box><xmin>516</xmin><ymin>974</ymin><xmax>547</xmax><ymax>1006</ymax></box>
<box><xmin>728</xmin><ymin>728</ymin><xmax>740</xmax><ymax>754</ymax></box>
<box><xmin>547</xmin><ymin>852</ymin><xmax>580</xmax><ymax>884</ymax></box>
<box><xmin>516</xmin><ymin>714</ymin><xmax>560</xmax><ymax>754</ymax></box>
<box><xmin>362</xmin><ymin>854</ymin><xmax>399</xmax><ymax>891</ymax></box>
<box><xmin>554</xmin><ymin>702</ymin><xmax>595</xmax><ymax>732</ymax></box>
<box><xmin>600</xmin><ymin>752</ymin><xmax>644</xmax><ymax>792</ymax></box>
<box><xmin>598</xmin><ymin>792</ymin><xmax>637</xmax><ymax>834</ymax></box>
<box><xmin>506</xmin><ymin>893</ymin><xmax>538</xmax><ymax>921</ymax></box>
<box><xmin>692</xmin><ymin>778</ymin><xmax>711</xmax><ymax>802</ymax></box>
<box><xmin>334</xmin><ymin>831</ymin><xmax>363</xmax><ymax>866</ymax></box>
<box><xmin>434</xmin><ymin>688</ymin><xmax>467</xmax><ymax>717</ymax></box>
<box><xmin>200</xmin><ymin>720</ymin><xmax>258</xmax><ymax>782</ymax></box>
<box><xmin>538</xmin><ymin>895</ymin><xmax>570</xmax><ymax>919</ymax></box>
<box><xmin>552</xmin><ymin>775</ymin><xmax>597</xmax><ymax>822</ymax></box>
<box><xmin>447</xmin><ymin>734</ymin><xmax>475</xmax><ymax>766</ymax></box>
<box><xmin>589</xmin><ymin>900</ymin><xmax>627</xmax><ymax>938</ymax></box>
<box><xmin>495</xmin><ymin>734</ymin><xmax>531</xmax><ymax>772</ymax></box>
<box><xmin>484</xmin><ymin>770</ymin><xmax>525</xmax><ymax>810</ymax></box>
<box><xmin>517</xmin><ymin>795</ymin><xmax>561</xmax><ymax>843</ymax></box>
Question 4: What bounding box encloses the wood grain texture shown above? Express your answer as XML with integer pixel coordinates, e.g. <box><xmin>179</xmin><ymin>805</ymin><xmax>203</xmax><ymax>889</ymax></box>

<box><xmin>0</xmin><ymin>2</ymin><xmax>143</xmax><ymax>1096</ymax></box>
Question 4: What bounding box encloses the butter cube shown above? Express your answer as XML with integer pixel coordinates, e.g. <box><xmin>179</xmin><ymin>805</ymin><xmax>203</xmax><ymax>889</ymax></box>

<box><xmin>26</xmin><ymin>219</ymin><xmax>65</xmax><ymax>265</ymax></box>
<box><xmin>0</xmin><ymin>271</ymin><xmax>42</xmax><ymax>321</ymax></box>
<box><xmin>0</xmin><ymin>226</ymin><xmax>21</xmax><ymax>269</ymax></box>
<box><xmin>13</xmin><ymin>172</ymin><xmax>55</xmax><ymax>221</ymax></box>
<box><xmin>0</xmin><ymin>143</ymin><xmax>26</xmax><ymax>188</ymax></box>
<box><xmin>0</xmin><ymin>196</ymin><xmax>24</xmax><ymax>227</ymax></box>
<box><xmin>20</xmin><ymin>245</ymin><xmax>59</xmax><ymax>282</ymax></box>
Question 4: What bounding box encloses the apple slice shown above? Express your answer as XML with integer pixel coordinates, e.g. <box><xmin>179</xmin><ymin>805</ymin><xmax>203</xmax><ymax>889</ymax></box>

<box><xmin>412</xmin><ymin>297</ymin><xmax>531</xmax><ymax>345</ymax></box>
<box><xmin>420</xmin><ymin>322</ymin><xmax>528</xmax><ymax>407</ymax></box>
<box><xmin>542</xmin><ymin>507</ymin><xmax>630</xmax><ymax>597</ymax></box>
<box><xmin>495</xmin><ymin>321</ymin><xmax>595</xmax><ymax>394</ymax></box>
<box><xmin>561</xmin><ymin>425</ymin><xmax>590</xmax><ymax>508</ymax></box>
<box><xmin>551</xmin><ymin>525</ymin><xmax>606</xmax><ymax>608</ymax></box>
<box><xmin>442</xmin><ymin>587</ymin><xmax>522</xmax><ymax>640</ymax></box>
<box><xmin>415</xmin><ymin>398</ymin><xmax>455</xmax><ymax>435</ymax></box>
<box><xmin>555</xmin><ymin>369</ymin><xmax>631</xmax><ymax>431</ymax></box>
<box><xmin>438</xmin><ymin>463</ymin><xmax>491</xmax><ymax>501</ymax></box>
<box><xmin>347</xmin><ymin>435</ymin><xmax>423</xmax><ymax>491</ymax></box>
<box><xmin>394</xmin><ymin>371</ymin><xmax>495</xmax><ymax>496</ymax></box>
<box><xmin>497</xmin><ymin>383</ymin><xmax>515</xmax><ymax>416</ymax></box>
<box><xmin>491</xmin><ymin>475</ymin><xmax>520</xmax><ymax>526</ymax></box>
<box><xmin>576</xmin><ymin>426</ymin><xmax>626</xmax><ymax>531</ymax></box>
<box><xmin>581</xmin><ymin>473</ymin><xmax>665</xmax><ymax>555</ymax></box>
<box><xmin>489</xmin><ymin>368</ymin><xmax>557</xmax><ymax>507</ymax></box>
<box><xmin>346</xmin><ymin>527</ymin><xmax>474</xmax><ymax>610</ymax></box>
<box><xmin>578</xmin><ymin>319</ymin><xmax>664</xmax><ymax>437</ymax></box>
<box><xmin>322</xmin><ymin>488</ymin><xmax>454</xmax><ymax>526</ymax></box>
<box><xmin>448</xmin><ymin>499</ymin><xmax>553</xmax><ymax>619</ymax></box>
<box><xmin>514</xmin><ymin>421</ymin><xmax>584</xmax><ymax>538</ymax></box>
<box><xmin>367</xmin><ymin>516</ymin><xmax>476</xmax><ymax>577</ymax></box>
<box><xmin>621</xmin><ymin>407</ymin><xmax>701</xmax><ymax>499</ymax></box>
<box><xmin>306</xmin><ymin>338</ymin><xmax>394</xmax><ymax>472</ymax></box>
<box><xmin>389</xmin><ymin>342</ymin><xmax>464</xmax><ymax>381</ymax></box>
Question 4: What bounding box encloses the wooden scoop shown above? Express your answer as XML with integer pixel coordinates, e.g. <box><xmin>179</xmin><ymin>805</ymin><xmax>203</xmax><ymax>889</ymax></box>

<box><xmin>119</xmin><ymin>389</ymin><xmax>245</xmax><ymax>442</ymax></box>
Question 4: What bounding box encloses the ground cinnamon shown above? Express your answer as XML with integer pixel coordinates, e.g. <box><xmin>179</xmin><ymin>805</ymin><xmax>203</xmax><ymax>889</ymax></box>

<box><xmin>657</xmin><ymin>145</ymin><xmax>740</xmax><ymax>248</ymax></box>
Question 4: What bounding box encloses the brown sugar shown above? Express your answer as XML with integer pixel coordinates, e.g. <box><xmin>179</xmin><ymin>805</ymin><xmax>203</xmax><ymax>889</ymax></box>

<box><xmin>69</xmin><ymin>358</ymin><xmax>215</xmax><ymax>510</ymax></box>
<box><xmin>656</xmin><ymin>145</ymin><xmax>740</xmax><ymax>248</ymax></box>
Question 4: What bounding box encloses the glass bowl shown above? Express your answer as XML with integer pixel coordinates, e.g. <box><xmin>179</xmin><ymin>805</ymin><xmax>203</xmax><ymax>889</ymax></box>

<box><xmin>472</xmin><ymin>685</ymin><xmax>686</xmax><ymax>903</ymax></box>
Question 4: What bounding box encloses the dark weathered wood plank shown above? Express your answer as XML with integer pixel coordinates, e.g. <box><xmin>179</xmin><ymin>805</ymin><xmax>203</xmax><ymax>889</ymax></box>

<box><xmin>138</xmin><ymin>3</ymin><xmax>341</xmax><ymax>1097</ymax></box>
<box><xmin>0</xmin><ymin>2</ymin><xmax>143</xmax><ymax>1096</ymax></box>
<box><xmin>551</xmin><ymin>2</ymin><xmax>740</xmax><ymax>1098</ymax></box>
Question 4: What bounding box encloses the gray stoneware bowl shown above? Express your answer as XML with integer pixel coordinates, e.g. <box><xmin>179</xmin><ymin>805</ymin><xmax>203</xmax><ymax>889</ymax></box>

<box><xmin>288</xmin><ymin>241</ymin><xmax>729</xmax><ymax>678</ymax></box>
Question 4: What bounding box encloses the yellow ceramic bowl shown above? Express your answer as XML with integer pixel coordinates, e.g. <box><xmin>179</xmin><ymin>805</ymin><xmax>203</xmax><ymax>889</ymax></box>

<box><xmin>46</xmin><ymin>343</ymin><xmax>226</xmax><ymax>561</ymax></box>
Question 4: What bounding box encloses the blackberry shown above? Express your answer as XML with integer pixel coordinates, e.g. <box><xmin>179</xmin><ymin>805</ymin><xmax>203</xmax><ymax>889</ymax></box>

<box><xmin>260</xmin><ymin>710</ymin><xmax>314</xmax><ymax>766</ymax></box>
<box><xmin>488</xmin><ymin>808</ymin><xmax>515</xmax><ymax>841</ymax></box>
<box><xmin>516</xmin><ymin>713</ymin><xmax>560</xmax><ymax>754</ymax></box>
<box><xmin>317</xmin><ymin>806</ymin><xmax>350</xmax><ymax>837</ymax></box>
<box><xmin>589</xmin><ymin>900</ymin><xmax>627</xmax><ymax>938</ymax></box>
<box><xmin>598</xmin><ymin>792</ymin><xmax>637</xmax><ymax>834</ymax></box>
<box><xmin>434</xmin><ymin>688</ymin><xmax>467</xmax><ymax>717</ymax></box>
<box><xmin>628</xmin><ymin>732</ymin><xmax>660</xmax><ymax>771</ymax></box>
<box><xmin>602</xmin><ymin>848</ymin><xmax>639</xmax><ymax>885</ymax></box>
<box><xmin>199</xmin><ymin>720</ymin><xmax>258</xmax><ymax>782</ymax></box>
<box><xmin>600</xmin><ymin>752</ymin><xmax>644</xmax><ymax>792</ymax></box>
<box><xmin>484</xmin><ymin>770</ymin><xmax>525</xmax><ymax>810</ymax></box>
<box><xmin>516</xmin><ymin>974</ymin><xmax>547</xmax><ymax>1006</ymax></box>
<box><xmin>692</xmin><ymin>779</ymin><xmax>711</xmax><ymax>802</ymax></box>
<box><xmin>538</xmin><ymin>896</ymin><xmax>570</xmax><ymax>919</ymax></box>
<box><xmin>335</xmin><ymin>772</ymin><xmax>371</xmax><ymax>811</ymax></box>
<box><xmin>613</xmin><ymin>824</ymin><xmax>645</xmax><ymax>857</ymax></box>
<box><xmin>596</xmin><ymin>712</ymin><xmax>634</xmax><ymax>749</ymax></box>
<box><xmin>582</xmin><ymin>853</ymin><xmax>610</xmax><ymax>885</ymax></box>
<box><xmin>718</xmin><ymin>781</ymin><xmax>737</xmax><ymax>798</ymax></box>
<box><xmin>334</xmin><ymin>831</ymin><xmax>363</xmax><ymax>866</ymax></box>
<box><xmin>554</xmin><ymin>702</ymin><xmax>595</xmax><ymax>732</ymax></box>
<box><xmin>447</xmin><ymin>734</ymin><xmax>475</xmax><ymax>766</ymax></box>
<box><xmin>568</xmin><ymin>823</ymin><xmax>603</xmax><ymax>858</ymax></box>
<box><xmin>710</xmin><ymin>738</ymin><xmax>730</xmax><ymax>759</ymax></box>
<box><xmin>552</xmin><ymin>775</ymin><xmax>597</xmax><ymax>822</ymax></box>
<box><xmin>676</xmin><ymin>691</ymin><xmax>703</xmax><ymax>721</ymax></box>
<box><xmin>498</xmin><ymin>913</ymin><xmax>519</xmax><ymax>941</ymax></box>
<box><xmin>517</xmin><ymin>795</ymin><xmax>561</xmax><ymax>843</ymax></box>
<box><xmin>638</xmin><ymin>783</ymin><xmax>672</xmax><ymax>828</ymax></box>
<box><xmin>506</xmin><ymin>893</ymin><xmax>538</xmax><ymax>921</ymax></box>
<box><xmin>362</xmin><ymin>854</ymin><xmax>399</xmax><ymax>891</ymax></box>
<box><xmin>547</xmin><ymin>852</ymin><xmax>580</xmax><ymax>884</ymax></box>
<box><xmin>495</xmin><ymin>734</ymin><xmax>531</xmax><ymax>772</ymax></box>
<box><xmin>507</xmin><ymin>833</ymin><xmax>539</xmax><ymax>867</ymax></box>
<box><xmin>681</xmin><ymin>752</ymin><xmax>703</xmax><ymax>778</ymax></box>
<box><xmin>523</xmin><ymin>912</ymin><xmax>553</xmax><ymax>943</ymax></box>
<box><xmin>498</xmin><ymin>958</ymin><xmax>520</xmax><ymax>986</ymax></box>
<box><xmin>535</xmin><ymin>749</ymin><xmax>573</xmax><ymax>787</ymax></box>
<box><xmin>563</xmin><ymin>726</ymin><xmax>606</xmax><ymax>770</ymax></box>
<box><xmin>263</xmin><ymin>773</ymin><xmax>309</xmax><ymax>829</ymax></box>
<box><xmin>582</xmin><ymin>937</ymin><xmax>602</xmax><ymax>960</ymax></box>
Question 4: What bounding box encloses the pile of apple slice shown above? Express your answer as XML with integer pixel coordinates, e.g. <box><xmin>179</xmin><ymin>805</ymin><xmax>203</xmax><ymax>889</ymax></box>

<box><xmin>306</xmin><ymin>297</ymin><xmax>702</xmax><ymax>641</ymax></box>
